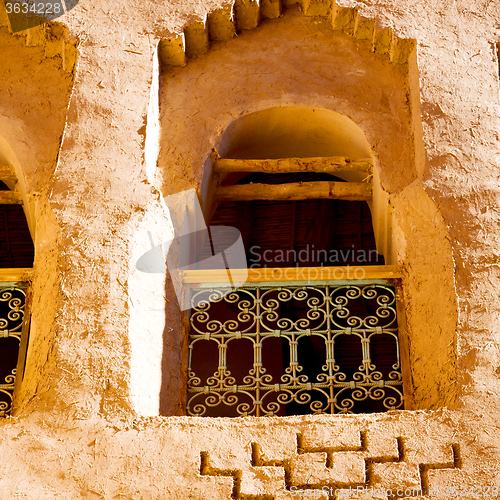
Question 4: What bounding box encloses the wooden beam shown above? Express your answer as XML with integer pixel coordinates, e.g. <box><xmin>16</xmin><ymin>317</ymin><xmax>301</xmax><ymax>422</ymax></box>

<box><xmin>0</xmin><ymin>268</ymin><xmax>32</xmax><ymax>282</ymax></box>
<box><xmin>234</xmin><ymin>0</ymin><xmax>261</xmax><ymax>31</ymax></box>
<box><xmin>182</xmin><ymin>265</ymin><xmax>404</xmax><ymax>283</ymax></box>
<box><xmin>214</xmin><ymin>156</ymin><xmax>373</xmax><ymax>174</ymax></box>
<box><xmin>0</xmin><ymin>191</ymin><xmax>22</xmax><ymax>205</ymax></box>
<box><xmin>215</xmin><ymin>181</ymin><xmax>372</xmax><ymax>202</ymax></box>
<box><xmin>0</xmin><ymin>165</ymin><xmax>17</xmax><ymax>183</ymax></box>
<box><xmin>184</xmin><ymin>20</ymin><xmax>209</xmax><ymax>58</ymax></box>
<box><xmin>207</xmin><ymin>6</ymin><xmax>236</xmax><ymax>42</ymax></box>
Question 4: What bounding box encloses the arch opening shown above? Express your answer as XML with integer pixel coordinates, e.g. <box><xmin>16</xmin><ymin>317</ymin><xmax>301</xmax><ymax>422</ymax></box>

<box><xmin>219</xmin><ymin>106</ymin><xmax>373</xmax><ymax>160</ymax></box>
<box><xmin>217</xmin><ymin>106</ymin><xmax>373</xmax><ymax>185</ymax></box>
<box><xmin>207</xmin><ymin>106</ymin><xmax>394</xmax><ymax>263</ymax></box>
<box><xmin>156</xmin><ymin>9</ymin><xmax>456</xmax><ymax>413</ymax></box>
<box><xmin>185</xmin><ymin>107</ymin><xmax>405</xmax><ymax>417</ymax></box>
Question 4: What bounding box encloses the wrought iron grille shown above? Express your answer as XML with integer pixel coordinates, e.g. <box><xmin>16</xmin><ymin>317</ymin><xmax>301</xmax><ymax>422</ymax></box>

<box><xmin>0</xmin><ymin>283</ymin><xmax>27</xmax><ymax>416</ymax></box>
<box><xmin>187</xmin><ymin>281</ymin><xmax>404</xmax><ymax>417</ymax></box>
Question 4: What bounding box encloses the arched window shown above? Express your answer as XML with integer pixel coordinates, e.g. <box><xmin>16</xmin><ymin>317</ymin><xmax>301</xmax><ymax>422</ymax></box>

<box><xmin>152</xmin><ymin>5</ymin><xmax>457</xmax><ymax>416</ymax></box>
<box><xmin>183</xmin><ymin>108</ymin><xmax>409</xmax><ymax>417</ymax></box>
<box><xmin>0</xmin><ymin>172</ymin><xmax>34</xmax><ymax>416</ymax></box>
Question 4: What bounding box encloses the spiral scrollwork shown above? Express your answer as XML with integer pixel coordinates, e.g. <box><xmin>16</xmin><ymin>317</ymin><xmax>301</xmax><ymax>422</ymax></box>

<box><xmin>187</xmin><ymin>282</ymin><xmax>403</xmax><ymax>416</ymax></box>
<box><xmin>310</xmin><ymin>397</ymin><xmax>328</xmax><ymax>414</ymax></box>
<box><xmin>236</xmin><ymin>401</ymin><xmax>251</xmax><ymax>416</ymax></box>
<box><xmin>0</xmin><ymin>287</ymin><xmax>26</xmax><ymax>332</ymax></box>
<box><xmin>0</xmin><ymin>285</ymin><xmax>27</xmax><ymax>416</ymax></box>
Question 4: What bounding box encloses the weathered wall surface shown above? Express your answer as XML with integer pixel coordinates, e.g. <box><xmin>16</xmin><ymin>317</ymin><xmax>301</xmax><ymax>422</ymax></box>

<box><xmin>0</xmin><ymin>410</ymin><xmax>490</xmax><ymax>499</ymax></box>
<box><xmin>1</xmin><ymin>0</ymin><xmax>500</xmax><ymax>497</ymax></box>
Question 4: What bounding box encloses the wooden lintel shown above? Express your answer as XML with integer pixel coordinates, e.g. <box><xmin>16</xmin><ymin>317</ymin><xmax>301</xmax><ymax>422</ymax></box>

<box><xmin>0</xmin><ymin>165</ymin><xmax>17</xmax><ymax>183</ymax></box>
<box><xmin>182</xmin><ymin>265</ymin><xmax>404</xmax><ymax>284</ymax></box>
<box><xmin>215</xmin><ymin>181</ymin><xmax>372</xmax><ymax>202</ymax></box>
<box><xmin>214</xmin><ymin>156</ymin><xmax>373</xmax><ymax>175</ymax></box>
<box><xmin>0</xmin><ymin>191</ymin><xmax>22</xmax><ymax>205</ymax></box>
<box><xmin>0</xmin><ymin>268</ymin><xmax>32</xmax><ymax>283</ymax></box>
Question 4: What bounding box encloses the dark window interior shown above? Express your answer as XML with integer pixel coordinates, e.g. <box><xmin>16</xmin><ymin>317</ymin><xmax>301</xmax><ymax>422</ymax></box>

<box><xmin>197</xmin><ymin>172</ymin><xmax>384</xmax><ymax>268</ymax></box>
<box><xmin>0</xmin><ymin>182</ymin><xmax>34</xmax><ymax>268</ymax></box>
<box><xmin>0</xmin><ymin>286</ymin><xmax>24</xmax><ymax>414</ymax></box>
<box><xmin>0</xmin><ymin>181</ymin><xmax>33</xmax><ymax>414</ymax></box>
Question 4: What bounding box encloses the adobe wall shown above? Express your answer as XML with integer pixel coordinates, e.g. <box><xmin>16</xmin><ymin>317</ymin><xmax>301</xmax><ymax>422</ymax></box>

<box><xmin>0</xmin><ymin>0</ymin><xmax>499</xmax><ymax>498</ymax></box>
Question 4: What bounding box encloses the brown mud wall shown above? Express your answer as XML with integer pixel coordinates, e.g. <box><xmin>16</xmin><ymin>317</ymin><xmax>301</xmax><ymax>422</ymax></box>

<box><xmin>0</xmin><ymin>0</ymin><xmax>500</xmax><ymax>497</ymax></box>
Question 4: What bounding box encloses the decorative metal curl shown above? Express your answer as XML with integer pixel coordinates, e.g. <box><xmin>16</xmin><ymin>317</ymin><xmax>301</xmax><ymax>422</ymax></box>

<box><xmin>0</xmin><ymin>285</ymin><xmax>27</xmax><ymax>416</ymax></box>
<box><xmin>187</xmin><ymin>283</ymin><xmax>403</xmax><ymax>416</ymax></box>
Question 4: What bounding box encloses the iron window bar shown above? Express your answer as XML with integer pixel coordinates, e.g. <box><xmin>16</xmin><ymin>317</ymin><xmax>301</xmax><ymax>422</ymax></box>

<box><xmin>183</xmin><ymin>265</ymin><xmax>408</xmax><ymax>417</ymax></box>
<box><xmin>0</xmin><ymin>268</ymin><xmax>32</xmax><ymax>416</ymax></box>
